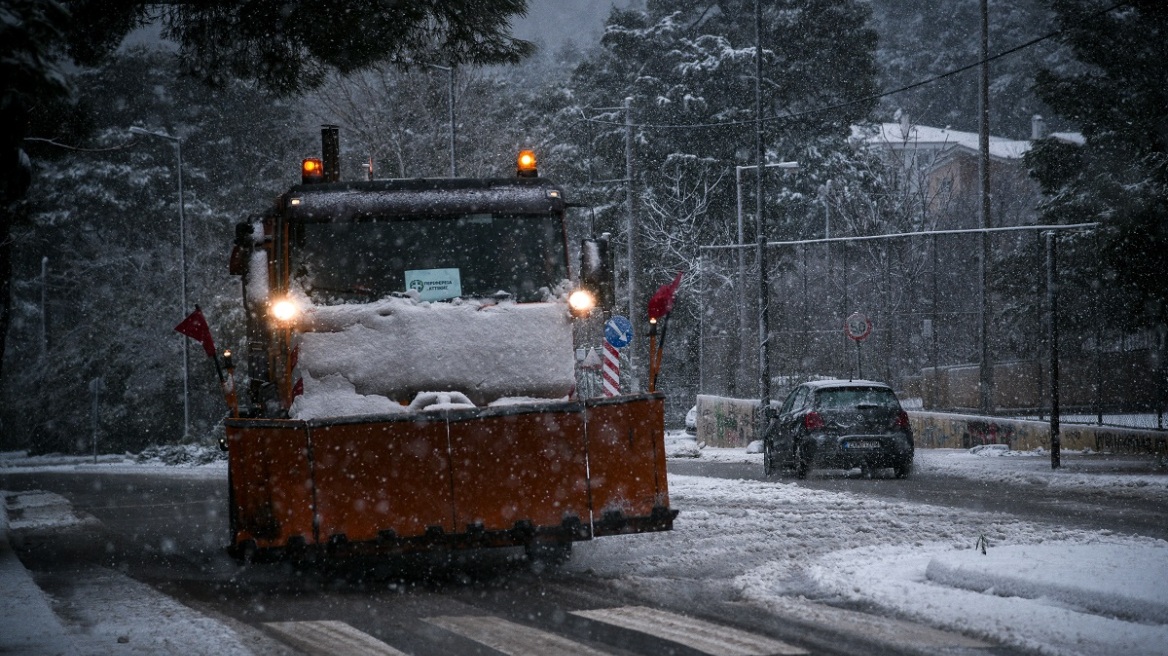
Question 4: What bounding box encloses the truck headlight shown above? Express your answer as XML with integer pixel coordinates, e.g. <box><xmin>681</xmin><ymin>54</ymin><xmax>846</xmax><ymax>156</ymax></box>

<box><xmin>567</xmin><ymin>289</ymin><xmax>596</xmax><ymax>318</ymax></box>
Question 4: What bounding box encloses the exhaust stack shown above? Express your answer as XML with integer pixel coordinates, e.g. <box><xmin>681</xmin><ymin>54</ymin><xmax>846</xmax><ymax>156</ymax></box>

<box><xmin>321</xmin><ymin>125</ymin><xmax>340</xmax><ymax>182</ymax></box>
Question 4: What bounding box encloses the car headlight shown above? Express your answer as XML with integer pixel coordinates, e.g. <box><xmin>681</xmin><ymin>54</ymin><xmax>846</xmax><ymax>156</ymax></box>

<box><xmin>270</xmin><ymin>298</ymin><xmax>300</xmax><ymax>323</ymax></box>
<box><xmin>567</xmin><ymin>289</ymin><xmax>596</xmax><ymax>318</ymax></box>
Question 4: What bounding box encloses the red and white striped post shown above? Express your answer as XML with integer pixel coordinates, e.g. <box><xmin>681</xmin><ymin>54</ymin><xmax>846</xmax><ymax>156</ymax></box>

<box><xmin>602</xmin><ymin>342</ymin><xmax>621</xmax><ymax>397</ymax></box>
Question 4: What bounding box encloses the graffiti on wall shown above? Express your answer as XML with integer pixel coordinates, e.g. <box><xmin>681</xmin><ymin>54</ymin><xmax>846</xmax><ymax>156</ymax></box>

<box><xmin>962</xmin><ymin>420</ymin><xmax>1015</xmax><ymax>449</ymax></box>
<box><xmin>695</xmin><ymin>395</ymin><xmax>759</xmax><ymax>447</ymax></box>
<box><xmin>1095</xmin><ymin>431</ymin><xmax>1168</xmax><ymax>455</ymax></box>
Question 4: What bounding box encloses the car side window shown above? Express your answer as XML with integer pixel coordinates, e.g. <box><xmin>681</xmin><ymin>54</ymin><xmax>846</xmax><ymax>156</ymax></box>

<box><xmin>778</xmin><ymin>389</ymin><xmax>798</xmax><ymax>415</ymax></box>
<box><xmin>790</xmin><ymin>387</ymin><xmax>809</xmax><ymax>412</ymax></box>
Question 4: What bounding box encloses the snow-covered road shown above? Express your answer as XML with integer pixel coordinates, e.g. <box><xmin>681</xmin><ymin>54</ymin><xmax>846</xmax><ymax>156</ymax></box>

<box><xmin>579</xmin><ymin>446</ymin><xmax>1168</xmax><ymax>655</ymax></box>
<box><xmin>3</xmin><ymin>446</ymin><xmax>1167</xmax><ymax>655</ymax></box>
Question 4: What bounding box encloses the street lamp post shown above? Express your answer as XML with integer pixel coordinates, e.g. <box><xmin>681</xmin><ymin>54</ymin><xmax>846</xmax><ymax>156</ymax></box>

<box><xmin>427</xmin><ymin>64</ymin><xmax>457</xmax><ymax>176</ymax></box>
<box><xmin>129</xmin><ymin>126</ymin><xmax>189</xmax><ymax>438</ymax></box>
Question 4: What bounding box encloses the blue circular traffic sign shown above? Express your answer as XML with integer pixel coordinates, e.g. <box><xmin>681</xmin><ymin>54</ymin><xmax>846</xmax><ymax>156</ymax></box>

<box><xmin>605</xmin><ymin>316</ymin><xmax>633</xmax><ymax>348</ymax></box>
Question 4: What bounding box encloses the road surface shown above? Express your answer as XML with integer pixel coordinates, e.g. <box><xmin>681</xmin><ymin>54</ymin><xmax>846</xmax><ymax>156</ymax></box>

<box><xmin>7</xmin><ymin>457</ymin><xmax>1144</xmax><ymax>655</ymax></box>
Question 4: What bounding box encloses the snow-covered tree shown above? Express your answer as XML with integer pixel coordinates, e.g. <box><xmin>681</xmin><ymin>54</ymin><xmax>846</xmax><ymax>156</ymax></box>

<box><xmin>1027</xmin><ymin>1</ymin><xmax>1167</xmax><ymax>333</ymax></box>
<box><xmin>1024</xmin><ymin>0</ymin><xmax>1168</xmax><ymax>410</ymax></box>
<box><xmin>310</xmin><ymin>64</ymin><xmax>532</xmax><ymax>180</ymax></box>
<box><xmin>871</xmin><ymin>0</ymin><xmax>1069</xmax><ymax>138</ymax></box>
<box><xmin>60</xmin><ymin>0</ymin><xmax>535</xmax><ymax>96</ymax></box>
<box><xmin>3</xmin><ymin>51</ymin><xmax>309</xmax><ymax>452</ymax></box>
<box><xmin>545</xmin><ymin>0</ymin><xmax>881</xmax><ymax>399</ymax></box>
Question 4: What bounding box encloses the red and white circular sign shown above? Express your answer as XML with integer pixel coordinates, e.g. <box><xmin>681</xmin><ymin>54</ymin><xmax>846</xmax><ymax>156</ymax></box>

<box><xmin>845</xmin><ymin>312</ymin><xmax>872</xmax><ymax>341</ymax></box>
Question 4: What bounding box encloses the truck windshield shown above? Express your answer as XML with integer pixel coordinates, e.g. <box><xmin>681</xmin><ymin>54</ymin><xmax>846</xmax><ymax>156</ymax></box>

<box><xmin>292</xmin><ymin>213</ymin><xmax>568</xmax><ymax>304</ymax></box>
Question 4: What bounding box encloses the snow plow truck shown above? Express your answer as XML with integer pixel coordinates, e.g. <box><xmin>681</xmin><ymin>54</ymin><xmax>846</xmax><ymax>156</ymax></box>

<box><xmin>222</xmin><ymin>126</ymin><xmax>676</xmax><ymax>563</ymax></box>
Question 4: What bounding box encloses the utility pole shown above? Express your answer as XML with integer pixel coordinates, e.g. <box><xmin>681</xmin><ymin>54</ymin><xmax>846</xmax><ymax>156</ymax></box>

<box><xmin>755</xmin><ymin>0</ymin><xmax>770</xmax><ymax>406</ymax></box>
<box><xmin>582</xmin><ymin>102</ymin><xmax>639</xmax><ymax>391</ymax></box>
<box><xmin>1047</xmin><ymin>232</ymin><xmax>1060</xmax><ymax>469</ymax></box>
<box><xmin>978</xmin><ymin>0</ymin><xmax>994</xmax><ymax>414</ymax></box>
<box><xmin>40</xmin><ymin>256</ymin><xmax>48</xmax><ymax>359</ymax></box>
<box><xmin>737</xmin><ymin>161</ymin><xmax>798</xmax><ymax>398</ymax></box>
<box><xmin>427</xmin><ymin>64</ymin><xmax>457</xmax><ymax>176</ymax></box>
<box><xmin>624</xmin><ymin>96</ymin><xmax>639</xmax><ymax>392</ymax></box>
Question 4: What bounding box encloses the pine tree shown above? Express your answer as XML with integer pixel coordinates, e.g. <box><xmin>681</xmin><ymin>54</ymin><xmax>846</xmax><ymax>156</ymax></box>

<box><xmin>61</xmin><ymin>0</ymin><xmax>535</xmax><ymax>96</ymax></box>
<box><xmin>3</xmin><ymin>51</ymin><xmax>310</xmax><ymax>451</ymax></box>
<box><xmin>2</xmin><ymin>0</ymin><xmax>536</xmax><ymax>393</ymax></box>
<box><xmin>1028</xmin><ymin>0</ymin><xmax>1168</xmax><ymax>332</ymax></box>
<box><xmin>871</xmin><ymin>0</ymin><xmax>1066</xmax><ymax>137</ymax></box>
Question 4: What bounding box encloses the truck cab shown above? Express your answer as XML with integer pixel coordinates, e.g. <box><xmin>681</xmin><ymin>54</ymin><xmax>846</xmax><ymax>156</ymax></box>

<box><xmin>222</xmin><ymin>131</ymin><xmax>675</xmax><ymax>563</ymax></box>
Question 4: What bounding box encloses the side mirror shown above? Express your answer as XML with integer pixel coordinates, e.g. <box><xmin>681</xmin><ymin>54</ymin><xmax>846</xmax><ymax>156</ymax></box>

<box><xmin>229</xmin><ymin>222</ymin><xmax>253</xmax><ymax>276</ymax></box>
<box><xmin>580</xmin><ymin>234</ymin><xmax>615</xmax><ymax>311</ymax></box>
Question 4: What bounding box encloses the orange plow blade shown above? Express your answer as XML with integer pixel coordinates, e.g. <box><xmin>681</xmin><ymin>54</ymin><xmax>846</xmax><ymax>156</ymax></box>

<box><xmin>224</xmin><ymin>394</ymin><xmax>676</xmax><ymax>559</ymax></box>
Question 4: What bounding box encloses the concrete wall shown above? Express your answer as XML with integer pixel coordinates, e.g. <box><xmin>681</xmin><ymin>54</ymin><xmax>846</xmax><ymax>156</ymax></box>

<box><xmin>910</xmin><ymin>411</ymin><xmax>1167</xmax><ymax>454</ymax></box>
<box><xmin>695</xmin><ymin>395</ymin><xmax>761</xmax><ymax>447</ymax></box>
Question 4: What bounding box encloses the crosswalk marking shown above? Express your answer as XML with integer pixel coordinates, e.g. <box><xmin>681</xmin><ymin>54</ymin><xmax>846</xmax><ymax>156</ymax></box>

<box><xmin>263</xmin><ymin>620</ymin><xmax>409</xmax><ymax>656</ymax></box>
<box><xmin>571</xmin><ymin>606</ymin><xmax>808</xmax><ymax>656</ymax></box>
<box><xmin>425</xmin><ymin>615</ymin><xmax>613</xmax><ymax>656</ymax></box>
<box><xmin>763</xmin><ymin>597</ymin><xmax>991</xmax><ymax>650</ymax></box>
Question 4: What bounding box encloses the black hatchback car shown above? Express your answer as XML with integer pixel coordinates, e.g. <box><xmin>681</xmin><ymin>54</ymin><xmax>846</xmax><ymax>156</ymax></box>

<box><xmin>763</xmin><ymin>380</ymin><xmax>914</xmax><ymax>479</ymax></box>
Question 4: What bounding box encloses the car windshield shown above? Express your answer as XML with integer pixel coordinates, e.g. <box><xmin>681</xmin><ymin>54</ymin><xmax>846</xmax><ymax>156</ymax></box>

<box><xmin>814</xmin><ymin>387</ymin><xmax>900</xmax><ymax>411</ymax></box>
<box><xmin>292</xmin><ymin>213</ymin><xmax>568</xmax><ymax>304</ymax></box>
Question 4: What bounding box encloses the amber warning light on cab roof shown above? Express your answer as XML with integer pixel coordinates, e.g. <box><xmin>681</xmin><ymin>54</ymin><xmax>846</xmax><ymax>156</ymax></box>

<box><xmin>302</xmin><ymin>157</ymin><xmax>324</xmax><ymax>184</ymax></box>
<box><xmin>517</xmin><ymin>150</ymin><xmax>538</xmax><ymax>178</ymax></box>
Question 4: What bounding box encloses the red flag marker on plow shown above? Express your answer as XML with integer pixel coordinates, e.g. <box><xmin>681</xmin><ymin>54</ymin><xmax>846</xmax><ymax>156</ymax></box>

<box><xmin>175</xmin><ymin>305</ymin><xmax>231</xmax><ymax>411</ymax></box>
<box><xmin>647</xmin><ymin>271</ymin><xmax>684</xmax><ymax>392</ymax></box>
<box><xmin>175</xmin><ymin>305</ymin><xmax>217</xmax><ymax>358</ymax></box>
<box><xmin>648</xmin><ymin>271</ymin><xmax>684</xmax><ymax>322</ymax></box>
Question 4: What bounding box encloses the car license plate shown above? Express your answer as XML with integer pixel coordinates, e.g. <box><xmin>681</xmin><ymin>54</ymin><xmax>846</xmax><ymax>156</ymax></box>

<box><xmin>847</xmin><ymin>440</ymin><xmax>880</xmax><ymax>449</ymax></box>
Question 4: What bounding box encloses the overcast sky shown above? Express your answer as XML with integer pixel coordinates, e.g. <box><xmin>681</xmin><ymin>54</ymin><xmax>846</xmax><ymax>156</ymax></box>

<box><xmin>123</xmin><ymin>2</ymin><xmax>633</xmax><ymax>56</ymax></box>
<box><xmin>510</xmin><ymin>0</ymin><xmax>635</xmax><ymax>49</ymax></box>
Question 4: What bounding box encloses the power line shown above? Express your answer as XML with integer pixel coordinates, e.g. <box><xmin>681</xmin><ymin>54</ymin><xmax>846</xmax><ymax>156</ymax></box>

<box><xmin>699</xmin><ymin>222</ymin><xmax>1100</xmax><ymax>252</ymax></box>
<box><xmin>579</xmin><ymin>1</ymin><xmax>1133</xmax><ymax>132</ymax></box>
<box><xmin>25</xmin><ymin>137</ymin><xmax>138</xmax><ymax>152</ymax></box>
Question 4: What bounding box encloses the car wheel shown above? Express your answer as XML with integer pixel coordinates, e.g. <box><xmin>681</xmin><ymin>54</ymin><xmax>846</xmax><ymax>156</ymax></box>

<box><xmin>894</xmin><ymin>458</ymin><xmax>912</xmax><ymax>479</ymax></box>
<box><xmin>763</xmin><ymin>439</ymin><xmax>774</xmax><ymax>477</ymax></box>
<box><xmin>794</xmin><ymin>442</ymin><xmax>810</xmax><ymax>479</ymax></box>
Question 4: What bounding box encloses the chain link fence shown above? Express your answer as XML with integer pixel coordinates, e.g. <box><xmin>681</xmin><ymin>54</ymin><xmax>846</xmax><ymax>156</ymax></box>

<box><xmin>699</xmin><ymin>225</ymin><xmax>1167</xmax><ymax>428</ymax></box>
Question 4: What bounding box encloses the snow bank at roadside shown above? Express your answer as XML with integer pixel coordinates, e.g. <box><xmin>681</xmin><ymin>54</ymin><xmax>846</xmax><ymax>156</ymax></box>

<box><xmin>805</xmin><ymin>540</ymin><xmax>1168</xmax><ymax>656</ymax></box>
<box><xmin>0</xmin><ymin>448</ymin><xmax>226</xmax><ymax>478</ymax></box>
<box><xmin>1</xmin><ymin>496</ymin><xmax>79</xmax><ymax>656</ymax></box>
<box><xmin>576</xmin><ymin>472</ymin><xmax>1168</xmax><ymax>656</ymax></box>
<box><xmin>922</xmin><ymin>447</ymin><xmax>1168</xmax><ymax>496</ymax></box>
<box><xmin>925</xmin><ymin>543</ymin><xmax>1168</xmax><ymax>624</ymax></box>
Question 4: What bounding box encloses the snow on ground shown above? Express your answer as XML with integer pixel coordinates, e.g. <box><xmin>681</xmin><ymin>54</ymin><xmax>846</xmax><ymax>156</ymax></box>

<box><xmin>577</xmin><ymin>446</ymin><xmax>1168</xmax><ymax>656</ymax></box>
<box><xmin>805</xmin><ymin>542</ymin><xmax>1168</xmax><ymax>656</ymax></box>
<box><xmin>0</xmin><ymin>447</ymin><xmax>227</xmax><ymax>478</ymax></box>
<box><xmin>1</xmin><ymin>496</ymin><xmax>78</xmax><ymax>656</ymax></box>
<box><xmin>923</xmin><ymin>445</ymin><xmax>1168</xmax><ymax>498</ymax></box>
<box><xmin>4</xmin><ymin>445</ymin><xmax>1168</xmax><ymax>655</ymax></box>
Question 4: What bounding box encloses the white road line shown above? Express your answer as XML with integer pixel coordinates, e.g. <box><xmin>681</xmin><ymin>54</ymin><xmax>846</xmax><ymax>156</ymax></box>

<box><xmin>263</xmin><ymin>620</ymin><xmax>409</xmax><ymax>656</ymax></box>
<box><xmin>425</xmin><ymin>615</ymin><xmax>613</xmax><ymax>656</ymax></box>
<box><xmin>571</xmin><ymin>606</ymin><xmax>808</xmax><ymax>656</ymax></box>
